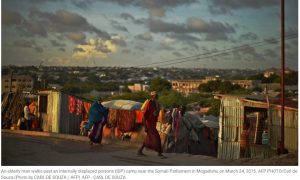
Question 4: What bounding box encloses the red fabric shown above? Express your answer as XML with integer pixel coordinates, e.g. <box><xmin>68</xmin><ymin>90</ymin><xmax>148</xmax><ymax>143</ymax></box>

<box><xmin>68</xmin><ymin>96</ymin><xmax>76</xmax><ymax>113</ymax></box>
<box><xmin>143</xmin><ymin>99</ymin><xmax>161</xmax><ymax>153</ymax></box>
<box><xmin>107</xmin><ymin>109</ymin><xmax>118</xmax><ymax>127</ymax></box>
<box><xmin>29</xmin><ymin>101</ymin><xmax>36</xmax><ymax>114</ymax></box>
<box><xmin>143</xmin><ymin>100</ymin><xmax>159</xmax><ymax>129</ymax></box>
<box><xmin>76</xmin><ymin>99</ymin><xmax>83</xmax><ymax>116</ymax></box>
<box><xmin>144</xmin><ymin>128</ymin><xmax>162</xmax><ymax>153</ymax></box>
<box><xmin>135</xmin><ymin>110</ymin><xmax>144</xmax><ymax>124</ymax></box>
<box><xmin>117</xmin><ymin>110</ymin><xmax>136</xmax><ymax>132</ymax></box>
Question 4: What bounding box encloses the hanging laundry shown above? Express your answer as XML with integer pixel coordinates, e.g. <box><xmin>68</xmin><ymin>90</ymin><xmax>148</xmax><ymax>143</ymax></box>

<box><xmin>135</xmin><ymin>110</ymin><xmax>144</xmax><ymax>124</ymax></box>
<box><xmin>76</xmin><ymin>99</ymin><xmax>83</xmax><ymax>116</ymax></box>
<box><xmin>117</xmin><ymin>110</ymin><xmax>136</xmax><ymax>132</ymax></box>
<box><xmin>68</xmin><ymin>96</ymin><xmax>76</xmax><ymax>113</ymax></box>
<box><xmin>107</xmin><ymin>109</ymin><xmax>118</xmax><ymax>127</ymax></box>
<box><xmin>29</xmin><ymin>101</ymin><xmax>36</xmax><ymax>114</ymax></box>
<box><xmin>83</xmin><ymin>102</ymin><xmax>91</xmax><ymax>113</ymax></box>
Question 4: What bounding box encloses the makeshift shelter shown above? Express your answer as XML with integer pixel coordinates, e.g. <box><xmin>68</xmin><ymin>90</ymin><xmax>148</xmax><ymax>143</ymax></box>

<box><xmin>102</xmin><ymin>100</ymin><xmax>142</xmax><ymax>140</ymax></box>
<box><xmin>161</xmin><ymin>111</ymin><xmax>219</xmax><ymax>156</ymax></box>
<box><xmin>216</xmin><ymin>94</ymin><xmax>298</xmax><ymax>159</ymax></box>
<box><xmin>1</xmin><ymin>90</ymin><xmax>37</xmax><ymax>129</ymax></box>
<box><xmin>38</xmin><ymin>89</ymin><xmax>92</xmax><ymax>134</ymax></box>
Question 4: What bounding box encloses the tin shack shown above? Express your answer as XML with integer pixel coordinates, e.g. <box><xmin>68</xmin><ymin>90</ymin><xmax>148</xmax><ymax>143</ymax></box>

<box><xmin>216</xmin><ymin>94</ymin><xmax>298</xmax><ymax>159</ymax></box>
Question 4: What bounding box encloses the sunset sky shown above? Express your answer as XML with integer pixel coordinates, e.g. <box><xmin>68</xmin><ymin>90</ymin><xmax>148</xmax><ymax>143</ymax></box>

<box><xmin>1</xmin><ymin>0</ymin><xmax>298</xmax><ymax>69</ymax></box>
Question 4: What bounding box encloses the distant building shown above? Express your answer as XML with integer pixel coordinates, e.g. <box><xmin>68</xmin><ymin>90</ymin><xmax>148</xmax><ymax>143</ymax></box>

<box><xmin>1</xmin><ymin>75</ymin><xmax>34</xmax><ymax>93</ymax></box>
<box><xmin>205</xmin><ymin>75</ymin><xmax>220</xmax><ymax>81</ymax></box>
<box><xmin>128</xmin><ymin>83</ymin><xmax>149</xmax><ymax>92</ymax></box>
<box><xmin>264</xmin><ymin>68</ymin><xmax>292</xmax><ymax>78</ymax></box>
<box><xmin>230</xmin><ymin>80</ymin><xmax>261</xmax><ymax>89</ymax></box>
<box><xmin>171</xmin><ymin>79</ymin><xmax>208</xmax><ymax>95</ymax></box>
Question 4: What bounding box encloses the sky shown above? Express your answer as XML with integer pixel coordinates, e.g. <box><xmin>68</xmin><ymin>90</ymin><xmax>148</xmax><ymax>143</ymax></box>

<box><xmin>1</xmin><ymin>0</ymin><xmax>298</xmax><ymax>69</ymax></box>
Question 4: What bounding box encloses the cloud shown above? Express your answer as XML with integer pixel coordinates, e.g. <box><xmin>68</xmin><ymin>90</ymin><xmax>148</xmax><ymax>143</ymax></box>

<box><xmin>73</xmin><ymin>47</ymin><xmax>85</xmax><ymax>52</ymax></box>
<box><xmin>110</xmin><ymin>20</ymin><xmax>128</xmax><ymax>32</ymax></box>
<box><xmin>66</xmin><ymin>32</ymin><xmax>86</xmax><ymax>44</ymax></box>
<box><xmin>173</xmin><ymin>51</ymin><xmax>183</xmax><ymax>57</ymax></box>
<box><xmin>264</xmin><ymin>49</ymin><xmax>277</xmax><ymax>58</ymax></box>
<box><xmin>13</xmin><ymin>39</ymin><xmax>44</xmax><ymax>53</ymax></box>
<box><xmin>239</xmin><ymin>32</ymin><xmax>258</xmax><ymax>41</ymax></box>
<box><xmin>71</xmin><ymin>0</ymin><xmax>94</xmax><ymax>9</ymax></box>
<box><xmin>34</xmin><ymin>46</ymin><xmax>44</xmax><ymax>53</ymax></box>
<box><xmin>264</xmin><ymin>38</ymin><xmax>278</xmax><ymax>44</ymax></box>
<box><xmin>209</xmin><ymin>0</ymin><xmax>279</xmax><ymax>14</ymax></box>
<box><xmin>147</xmin><ymin>18</ymin><xmax>235</xmax><ymax>36</ymax></box>
<box><xmin>29</xmin><ymin>8</ymin><xmax>111</xmax><ymax>39</ymax></box>
<box><xmin>122</xmin><ymin>49</ymin><xmax>131</xmax><ymax>54</ymax></box>
<box><xmin>72</xmin><ymin>37</ymin><xmax>119</xmax><ymax>60</ymax></box>
<box><xmin>111</xmin><ymin>36</ymin><xmax>127</xmax><ymax>47</ymax></box>
<box><xmin>119</xmin><ymin>13</ymin><xmax>145</xmax><ymax>25</ymax></box>
<box><xmin>13</xmin><ymin>39</ymin><xmax>36</xmax><ymax>48</ymax></box>
<box><xmin>166</xmin><ymin>33</ymin><xmax>200</xmax><ymax>49</ymax></box>
<box><xmin>167</xmin><ymin>33</ymin><xmax>200</xmax><ymax>42</ymax></box>
<box><xmin>2</xmin><ymin>10</ymin><xmax>23</xmax><ymax>26</ymax></box>
<box><xmin>101</xmin><ymin>0</ymin><xmax>198</xmax><ymax>17</ymax></box>
<box><xmin>23</xmin><ymin>20</ymin><xmax>48</xmax><ymax>37</ymax></box>
<box><xmin>135</xmin><ymin>32</ymin><xmax>153</xmax><ymax>41</ymax></box>
<box><xmin>58</xmin><ymin>47</ymin><xmax>66</xmax><ymax>52</ymax></box>
<box><xmin>51</xmin><ymin>40</ymin><xmax>66</xmax><ymax>47</ymax></box>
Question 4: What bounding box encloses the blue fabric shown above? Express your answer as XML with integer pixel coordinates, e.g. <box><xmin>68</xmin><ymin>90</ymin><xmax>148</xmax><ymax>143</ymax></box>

<box><xmin>85</xmin><ymin>102</ymin><xmax>108</xmax><ymax>130</ymax></box>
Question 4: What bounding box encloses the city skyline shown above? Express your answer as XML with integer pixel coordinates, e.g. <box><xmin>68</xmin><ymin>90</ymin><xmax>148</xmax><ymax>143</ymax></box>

<box><xmin>1</xmin><ymin>0</ymin><xmax>298</xmax><ymax>70</ymax></box>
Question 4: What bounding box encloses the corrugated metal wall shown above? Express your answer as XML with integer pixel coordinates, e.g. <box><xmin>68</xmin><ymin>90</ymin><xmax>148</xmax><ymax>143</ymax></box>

<box><xmin>269</xmin><ymin>108</ymin><xmax>298</xmax><ymax>152</ymax></box>
<box><xmin>218</xmin><ymin>97</ymin><xmax>244</xmax><ymax>159</ymax></box>
<box><xmin>58</xmin><ymin>92</ymin><xmax>83</xmax><ymax>135</ymax></box>
<box><xmin>218</xmin><ymin>96</ymin><xmax>298</xmax><ymax>160</ymax></box>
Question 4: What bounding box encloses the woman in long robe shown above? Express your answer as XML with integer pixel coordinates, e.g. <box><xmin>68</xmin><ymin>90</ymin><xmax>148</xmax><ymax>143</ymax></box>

<box><xmin>137</xmin><ymin>91</ymin><xmax>166</xmax><ymax>158</ymax></box>
<box><xmin>85</xmin><ymin>96</ymin><xmax>108</xmax><ymax>145</ymax></box>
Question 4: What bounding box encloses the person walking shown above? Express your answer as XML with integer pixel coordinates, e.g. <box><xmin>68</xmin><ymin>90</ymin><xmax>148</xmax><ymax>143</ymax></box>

<box><xmin>85</xmin><ymin>96</ymin><xmax>108</xmax><ymax>146</ymax></box>
<box><xmin>137</xmin><ymin>91</ymin><xmax>166</xmax><ymax>158</ymax></box>
<box><xmin>24</xmin><ymin>101</ymin><xmax>31</xmax><ymax>130</ymax></box>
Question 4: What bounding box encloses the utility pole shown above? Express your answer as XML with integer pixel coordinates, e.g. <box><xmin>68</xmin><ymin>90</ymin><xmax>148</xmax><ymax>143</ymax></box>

<box><xmin>280</xmin><ymin>0</ymin><xmax>285</xmax><ymax>154</ymax></box>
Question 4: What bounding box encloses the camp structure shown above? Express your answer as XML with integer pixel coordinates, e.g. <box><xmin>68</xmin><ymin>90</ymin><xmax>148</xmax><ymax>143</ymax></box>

<box><xmin>215</xmin><ymin>94</ymin><xmax>298</xmax><ymax>159</ymax></box>
<box><xmin>160</xmin><ymin>111</ymin><xmax>219</xmax><ymax>157</ymax></box>
<box><xmin>37</xmin><ymin>89</ymin><xmax>91</xmax><ymax>134</ymax></box>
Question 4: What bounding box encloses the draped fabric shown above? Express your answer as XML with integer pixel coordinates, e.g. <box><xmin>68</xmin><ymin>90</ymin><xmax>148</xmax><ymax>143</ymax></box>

<box><xmin>171</xmin><ymin>108</ymin><xmax>181</xmax><ymax>143</ymax></box>
<box><xmin>144</xmin><ymin>128</ymin><xmax>162</xmax><ymax>153</ymax></box>
<box><xmin>117</xmin><ymin>109</ymin><xmax>136</xmax><ymax>132</ymax></box>
<box><xmin>107</xmin><ymin>109</ymin><xmax>118</xmax><ymax>127</ymax></box>
<box><xmin>68</xmin><ymin>96</ymin><xmax>76</xmax><ymax>113</ymax></box>
<box><xmin>29</xmin><ymin>101</ymin><xmax>36</xmax><ymax>114</ymax></box>
<box><xmin>83</xmin><ymin>102</ymin><xmax>92</xmax><ymax>113</ymax></box>
<box><xmin>142</xmin><ymin>99</ymin><xmax>162</xmax><ymax>153</ymax></box>
<box><xmin>135</xmin><ymin>110</ymin><xmax>144</xmax><ymax>124</ymax></box>
<box><xmin>76</xmin><ymin>99</ymin><xmax>83</xmax><ymax>116</ymax></box>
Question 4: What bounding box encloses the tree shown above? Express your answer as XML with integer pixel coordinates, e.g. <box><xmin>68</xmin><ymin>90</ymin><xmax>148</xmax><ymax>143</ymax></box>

<box><xmin>149</xmin><ymin>77</ymin><xmax>171</xmax><ymax>92</ymax></box>
<box><xmin>207</xmin><ymin>99</ymin><xmax>220</xmax><ymax>116</ymax></box>
<box><xmin>158</xmin><ymin>90</ymin><xmax>187</xmax><ymax>108</ymax></box>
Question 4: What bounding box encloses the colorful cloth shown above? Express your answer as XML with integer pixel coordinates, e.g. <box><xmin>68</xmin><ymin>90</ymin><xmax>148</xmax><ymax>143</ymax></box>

<box><xmin>76</xmin><ymin>99</ymin><xmax>83</xmax><ymax>116</ymax></box>
<box><xmin>142</xmin><ymin>99</ymin><xmax>162</xmax><ymax>153</ymax></box>
<box><xmin>107</xmin><ymin>109</ymin><xmax>118</xmax><ymax>127</ymax></box>
<box><xmin>135</xmin><ymin>110</ymin><xmax>144</xmax><ymax>124</ymax></box>
<box><xmin>68</xmin><ymin>96</ymin><xmax>76</xmax><ymax>113</ymax></box>
<box><xmin>29</xmin><ymin>101</ymin><xmax>36</xmax><ymax>114</ymax></box>
<box><xmin>117</xmin><ymin>110</ymin><xmax>136</xmax><ymax>132</ymax></box>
